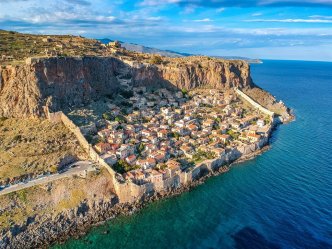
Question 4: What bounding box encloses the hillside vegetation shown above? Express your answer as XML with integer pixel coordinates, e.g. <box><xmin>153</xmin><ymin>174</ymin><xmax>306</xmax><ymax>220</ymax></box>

<box><xmin>0</xmin><ymin>30</ymin><xmax>237</xmax><ymax>66</ymax></box>
<box><xmin>0</xmin><ymin>30</ymin><xmax>110</xmax><ymax>64</ymax></box>
<box><xmin>0</xmin><ymin>118</ymin><xmax>87</xmax><ymax>181</ymax></box>
<box><xmin>0</xmin><ymin>168</ymin><xmax>114</xmax><ymax>231</ymax></box>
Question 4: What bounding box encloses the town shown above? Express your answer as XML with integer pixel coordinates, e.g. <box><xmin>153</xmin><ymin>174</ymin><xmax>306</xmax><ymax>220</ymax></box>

<box><xmin>92</xmin><ymin>87</ymin><xmax>272</xmax><ymax>186</ymax></box>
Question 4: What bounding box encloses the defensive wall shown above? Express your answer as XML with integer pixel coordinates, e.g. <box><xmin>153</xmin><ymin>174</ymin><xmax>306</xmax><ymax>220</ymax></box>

<box><xmin>235</xmin><ymin>88</ymin><xmax>275</xmax><ymax>117</ymax></box>
<box><xmin>46</xmin><ymin>108</ymin><xmax>270</xmax><ymax>204</ymax></box>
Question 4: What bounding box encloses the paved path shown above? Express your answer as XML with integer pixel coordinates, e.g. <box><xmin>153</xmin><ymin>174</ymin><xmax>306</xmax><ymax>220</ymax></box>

<box><xmin>0</xmin><ymin>161</ymin><xmax>96</xmax><ymax>196</ymax></box>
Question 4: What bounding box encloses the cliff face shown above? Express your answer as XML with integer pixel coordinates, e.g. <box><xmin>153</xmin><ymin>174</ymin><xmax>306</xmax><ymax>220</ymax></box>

<box><xmin>132</xmin><ymin>57</ymin><xmax>252</xmax><ymax>90</ymax></box>
<box><xmin>0</xmin><ymin>57</ymin><xmax>122</xmax><ymax>118</ymax></box>
<box><xmin>0</xmin><ymin>56</ymin><xmax>253</xmax><ymax>118</ymax></box>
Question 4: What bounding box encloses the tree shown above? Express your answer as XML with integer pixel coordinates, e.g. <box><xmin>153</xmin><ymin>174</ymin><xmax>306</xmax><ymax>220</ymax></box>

<box><xmin>113</xmin><ymin>160</ymin><xmax>139</xmax><ymax>174</ymax></box>
<box><xmin>171</xmin><ymin>132</ymin><xmax>180</xmax><ymax>139</ymax></box>
<box><xmin>181</xmin><ymin>88</ymin><xmax>188</xmax><ymax>95</ymax></box>
<box><xmin>137</xmin><ymin>143</ymin><xmax>145</xmax><ymax>154</ymax></box>
<box><xmin>49</xmin><ymin>165</ymin><xmax>58</xmax><ymax>174</ymax></box>
<box><xmin>120</xmin><ymin>90</ymin><xmax>134</xmax><ymax>99</ymax></box>
<box><xmin>227</xmin><ymin>130</ymin><xmax>238</xmax><ymax>139</ymax></box>
<box><xmin>192</xmin><ymin>149</ymin><xmax>217</xmax><ymax>162</ymax></box>
<box><xmin>157</xmin><ymin>163</ymin><xmax>167</xmax><ymax>170</ymax></box>
<box><xmin>115</xmin><ymin>115</ymin><xmax>126</xmax><ymax>123</ymax></box>
<box><xmin>102</xmin><ymin>112</ymin><xmax>113</xmax><ymax>121</ymax></box>
<box><xmin>142</xmin><ymin>117</ymin><xmax>150</xmax><ymax>123</ymax></box>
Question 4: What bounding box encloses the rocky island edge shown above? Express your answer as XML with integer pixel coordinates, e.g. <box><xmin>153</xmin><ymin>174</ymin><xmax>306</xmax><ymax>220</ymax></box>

<box><xmin>0</xmin><ymin>31</ymin><xmax>293</xmax><ymax>248</ymax></box>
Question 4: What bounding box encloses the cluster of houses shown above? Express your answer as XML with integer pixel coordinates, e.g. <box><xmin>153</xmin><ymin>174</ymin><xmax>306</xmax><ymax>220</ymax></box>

<box><xmin>93</xmin><ymin>87</ymin><xmax>272</xmax><ymax>185</ymax></box>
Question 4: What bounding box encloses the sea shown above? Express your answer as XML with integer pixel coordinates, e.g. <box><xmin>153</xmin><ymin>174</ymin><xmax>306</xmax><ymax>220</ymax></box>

<box><xmin>54</xmin><ymin>60</ymin><xmax>332</xmax><ymax>249</ymax></box>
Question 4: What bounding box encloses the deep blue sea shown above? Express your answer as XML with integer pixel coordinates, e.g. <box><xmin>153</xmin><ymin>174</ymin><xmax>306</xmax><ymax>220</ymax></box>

<box><xmin>55</xmin><ymin>60</ymin><xmax>332</xmax><ymax>249</ymax></box>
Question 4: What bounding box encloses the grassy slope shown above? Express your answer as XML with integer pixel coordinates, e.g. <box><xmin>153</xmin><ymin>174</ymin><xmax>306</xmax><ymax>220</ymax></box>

<box><xmin>0</xmin><ymin>118</ymin><xmax>87</xmax><ymax>181</ymax></box>
<box><xmin>0</xmin><ymin>169</ymin><xmax>114</xmax><ymax>230</ymax></box>
<box><xmin>0</xmin><ymin>30</ymin><xmax>105</xmax><ymax>64</ymax></box>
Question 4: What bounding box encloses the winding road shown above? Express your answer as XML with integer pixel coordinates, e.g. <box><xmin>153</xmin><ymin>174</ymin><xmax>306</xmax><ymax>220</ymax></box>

<box><xmin>0</xmin><ymin>161</ymin><xmax>96</xmax><ymax>196</ymax></box>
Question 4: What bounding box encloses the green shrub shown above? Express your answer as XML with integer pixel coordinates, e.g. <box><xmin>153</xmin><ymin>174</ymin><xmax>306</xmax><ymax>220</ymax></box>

<box><xmin>149</xmin><ymin>55</ymin><xmax>162</xmax><ymax>65</ymax></box>
<box><xmin>170</xmin><ymin>132</ymin><xmax>180</xmax><ymax>139</ymax></box>
<box><xmin>120</xmin><ymin>90</ymin><xmax>134</xmax><ymax>99</ymax></box>
<box><xmin>115</xmin><ymin>115</ymin><xmax>126</xmax><ymax>123</ymax></box>
<box><xmin>16</xmin><ymin>189</ymin><xmax>28</xmax><ymax>203</ymax></box>
<box><xmin>102</xmin><ymin>112</ymin><xmax>114</xmax><ymax>121</ymax></box>
<box><xmin>112</xmin><ymin>159</ymin><xmax>139</xmax><ymax>174</ymax></box>
<box><xmin>181</xmin><ymin>88</ymin><xmax>188</xmax><ymax>95</ymax></box>
<box><xmin>192</xmin><ymin>149</ymin><xmax>216</xmax><ymax>162</ymax></box>
<box><xmin>137</xmin><ymin>143</ymin><xmax>145</xmax><ymax>154</ymax></box>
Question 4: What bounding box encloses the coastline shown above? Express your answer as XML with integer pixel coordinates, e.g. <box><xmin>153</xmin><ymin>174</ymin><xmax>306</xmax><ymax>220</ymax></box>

<box><xmin>0</xmin><ymin>142</ymin><xmax>270</xmax><ymax>248</ymax></box>
<box><xmin>53</xmin><ymin>140</ymin><xmax>272</xmax><ymax>247</ymax></box>
<box><xmin>58</xmin><ymin>142</ymin><xmax>276</xmax><ymax>248</ymax></box>
<box><xmin>0</xmin><ymin>114</ymin><xmax>292</xmax><ymax>248</ymax></box>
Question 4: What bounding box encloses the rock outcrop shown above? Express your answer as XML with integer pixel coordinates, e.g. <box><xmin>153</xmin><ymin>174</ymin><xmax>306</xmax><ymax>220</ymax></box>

<box><xmin>0</xmin><ymin>57</ymin><xmax>123</xmax><ymax>117</ymax></box>
<box><xmin>132</xmin><ymin>57</ymin><xmax>252</xmax><ymax>90</ymax></box>
<box><xmin>0</xmin><ymin>56</ymin><xmax>253</xmax><ymax>118</ymax></box>
<box><xmin>0</xmin><ymin>133</ymin><xmax>271</xmax><ymax>249</ymax></box>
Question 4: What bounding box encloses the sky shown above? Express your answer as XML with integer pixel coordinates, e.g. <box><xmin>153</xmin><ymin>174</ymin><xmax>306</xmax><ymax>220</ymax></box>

<box><xmin>1</xmin><ymin>0</ymin><xmax>332</xmax><ymax>61</ymax></box>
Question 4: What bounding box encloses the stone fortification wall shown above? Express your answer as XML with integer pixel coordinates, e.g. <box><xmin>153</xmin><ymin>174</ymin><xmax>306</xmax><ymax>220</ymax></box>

<box><xmin>47</xmin><ymin>110</ymin><xmax>270</xmax><ymax>204</ymax></box>
<box><xmin>47</xmin><ymin>111</ymin><xmax>119</xmax><ymax>192</ymax></box>
<box><xmin>47</xmin><ymin>110</ymin><xmax>155</xmax><ymax>203</ymax></box>
<box><xmin>235</xmin><ymin>88</ymin><xmax>275</xmax><ymax>117</ymax></box>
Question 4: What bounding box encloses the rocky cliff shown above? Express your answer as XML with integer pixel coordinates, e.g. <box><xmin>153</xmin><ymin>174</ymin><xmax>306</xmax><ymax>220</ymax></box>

<box><xmin>0</xmin><ymin>57</ymin><xmax>123</xmax><ymax>117</ymax></box>
<box><xmin>0</xmin><ymin>131</ymin><xmax>271</xmax><ymax>248</ymax></box>
<box><xmin>131</xmin><ymin>56</ymin><xmax>252</xmax><ymax>90</ymax></box>
<box><xmin>0</xmin><ymin>56</ymin><xmax>253</xmax><ymax>118</ymax></box>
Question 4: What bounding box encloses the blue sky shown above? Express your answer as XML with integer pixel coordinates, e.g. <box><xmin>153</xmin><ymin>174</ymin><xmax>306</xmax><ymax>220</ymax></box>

<box><xmin>1</xmin><ymin>0</ymin><xmax>332</xmax><ymax>61</ymax></box>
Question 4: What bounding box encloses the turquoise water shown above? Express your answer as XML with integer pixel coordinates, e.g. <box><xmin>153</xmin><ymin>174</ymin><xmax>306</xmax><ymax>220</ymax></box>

<box><xmin>56</xmin><ymin>60</ymin><xmax>332</xmax><ymax>249</ymax></box>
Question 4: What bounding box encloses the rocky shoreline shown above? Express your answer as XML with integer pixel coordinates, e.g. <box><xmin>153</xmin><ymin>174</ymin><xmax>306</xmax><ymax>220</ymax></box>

<box><xmin>0</xmin><ymin>136</ymin><xmax>274</xmax><ymax>249</ymax></box>
<box><xmin>54</xmin><ymin>144</ymin><xmax>271</xmax><ymax>248</ymax></box>
<box><xmin>0</xmin><ymin>107</ymin><xmax>295</xmax><ymax>249</ymax></box>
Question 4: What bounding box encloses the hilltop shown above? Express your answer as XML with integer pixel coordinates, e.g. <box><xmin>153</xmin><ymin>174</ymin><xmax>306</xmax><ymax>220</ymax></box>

<box><xmin>0</xmin><ymin>30</ymin><xmax>290</xmax><ymax>121</ymax></box>
<box><xmin>0</xmin><ymin>30</ymin><xmax>292</xmax><ymax>248</ymax></box>
<box><xmin>0</xmin><ymin>30</ymin><xmax>105</xmax><ymax>64</ymax></box>
<box><xmin>98</xmin><ymin>38</ymin><xmax>190</xmax><ymax>58</ymax></box>
<box><xmin>98</xmin><ymin>38</ymin><xmax>262</xmax><ymax>63</ymax></box>
<box><xmin>0</xmin><ymin>30</ymin><xmax>260</xmax><ymax>64</ymax></box>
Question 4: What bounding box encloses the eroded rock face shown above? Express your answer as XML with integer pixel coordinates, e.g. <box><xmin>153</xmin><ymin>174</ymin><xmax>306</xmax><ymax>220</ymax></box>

<box><xmin>0</xmin><ymin>57</ymin><xmax>122</xmax><ymax>118</ymax></box>
<box><xmin>0</xmin><ymin>56</ymin><xmax>253</xmax><ymax>118</ymax></box>
<box><xmin>132</xmin><ymin>58</ymin><xmax>252</xmax><ymax>90</ymax></box>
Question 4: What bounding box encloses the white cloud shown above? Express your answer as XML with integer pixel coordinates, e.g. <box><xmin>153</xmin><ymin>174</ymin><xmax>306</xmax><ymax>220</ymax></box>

<box><xmin>139</xmin><ymin>0</ymin><xmax>332</xmax><ymax>8</ymax></box>
<box><xmin>216</xmin><ymin>7</ymin><xmax>225</xmax><ymax>13</ymax></box>
<box><xmin>309</xmin><ymin>15</ymin><xmax>332</xmax><ymax>19</ymax></box>
<box><xmin>258</xmin><ymin>0</ymin><xmax>332</xmax><ymax>6</ymax></box>
<box><xmin>246</xmin><ymin>18</ymin><xmax>332</xmax><ymax>23</ymax></box>
<box><xmin>145</xmin><ymin>16</ymin><xmax>163</xmax><ymax>21</ymax></box>
<box><xmin>140</xmin><ymin>0</ymin><xmax>180</xmax><ymax>6</ymax></box>
<box><xmin>193</xmin><ymin>18</ymin><xmax>212</xmax><ymax>22</ymax></box>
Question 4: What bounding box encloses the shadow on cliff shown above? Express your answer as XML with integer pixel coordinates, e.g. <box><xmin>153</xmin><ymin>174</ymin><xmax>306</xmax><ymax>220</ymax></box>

<box><xmin>128</xmin><ymin>61</ymin><xmax>181</xmax><ymax>92</ymax></box>
<box><xmin>0</xmin><ymin>55</ymin><xmax>254</xmax><ymax>118</ymax></box>
<box><xmin>64</xmin><ymin>58</ymin><xmax>184</xmax><ymax>126</ymax></box>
